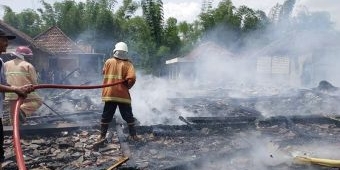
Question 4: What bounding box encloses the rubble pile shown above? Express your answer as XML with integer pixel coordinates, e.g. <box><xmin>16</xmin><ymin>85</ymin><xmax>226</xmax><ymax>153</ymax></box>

<box><xmin>3</xmin><ymin>128</ymin><xmax>124</xmax><ymax>170</ymax></box>
<box><xmin>3</xmin><ymin>84</ymin><xmax>340</xmax><ymax>169</ymax></box>
<box><xmin>126</xmin><ymin>115</ymin><xmax>340</xmax><ymax>169</ymax></box>
<box><xmin>4</xmin><ymin>114</ymin><xmax>340</xmax><ymax>169</ymax></box>
<box><xmin>37</xmin><ymin>87</ymin><xmax>102</xmax><ymax>116</ymax></box>
<box><xmin>171</xmin><ymin>87</ymin><xmax>340</xmax><ymax>118</ymax></box>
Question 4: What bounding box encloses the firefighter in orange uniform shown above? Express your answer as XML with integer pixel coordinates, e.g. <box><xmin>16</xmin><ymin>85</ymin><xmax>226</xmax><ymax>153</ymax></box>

<box><xmin>99</xmin><ymin>42</ymin><xmax>138</xmax><ymax>141</ymax></box>
<box><xmin>4</xmin><ymin>46</ymin><xmax>43</xmax><ymax>122</ymax></box>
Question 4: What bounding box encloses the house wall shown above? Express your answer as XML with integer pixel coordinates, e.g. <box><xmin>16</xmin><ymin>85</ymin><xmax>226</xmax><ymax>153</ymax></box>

<box><xmin>32</xmin><ymin>52</ymin><xmax>49</xmax><ymax>71</ymax></box>
<box><xmin>166</xmin><ymin>62</ymin><xmax>195</xmax><ymax>80</ymax></box>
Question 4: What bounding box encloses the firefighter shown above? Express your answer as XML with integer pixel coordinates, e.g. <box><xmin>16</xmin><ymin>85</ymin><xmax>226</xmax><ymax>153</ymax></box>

<box><xmin>99</xmin><ymin>42</ymin><xmax>139</xmax><ymax>141</ymax></box>
<box><xmin>0</xmin><ymin>28</ymin><xmax>33</xmax><ymax>167</ymax></box>
<box><xmin>4</xmin><ymin>46</ymin><xmax>43</xmax><ymax>123</ymax></box>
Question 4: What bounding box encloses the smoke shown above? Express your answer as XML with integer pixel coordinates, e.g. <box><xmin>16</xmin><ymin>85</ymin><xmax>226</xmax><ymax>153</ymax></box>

<box><xmin>175</xmin><ymin>131</ymin><xmax>295</xmax><ymax>170</ymax></box>
<box><xmin>131</xmin><ymin>73</ymin><xmax>195</xmax><ymax>125</ymax></box>
<box><xmin>33</xmin><ymin>1</ymin><xmax>340</xmax><ymax>126</ymax></box>
<box><xmin>165</xmin><ymin>130</ymin><xmax>340</xmax><ymax>170</ymax></box>
<box><xmin>130</xmin><ymin>3</ymin><xmax>340</xmax><ymax>123</ymax></box>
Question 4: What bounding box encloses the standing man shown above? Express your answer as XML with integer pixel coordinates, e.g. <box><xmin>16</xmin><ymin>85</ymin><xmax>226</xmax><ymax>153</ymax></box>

<box><xmin>0</xmin><ymin>28</ymin><xmax>33</xmax><ymax>167</ymax></box>
<box><xmin>4</xmin><ymin>46</ymin><xmax>42</xmax><ymax>123</ymax></box>
<box><xmin>99</xmin><ymin>42</ymin><xmax>138</xmax><ymax>141</ymax></box>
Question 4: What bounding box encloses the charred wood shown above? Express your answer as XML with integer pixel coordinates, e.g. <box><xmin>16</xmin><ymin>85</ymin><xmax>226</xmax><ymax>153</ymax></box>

<box><xmin>115</xmin><ymin>121</ymin><xmax>136</xmax><ymax>169</ymax></box>
<box><xmin>26</xmin><ymin>110</ymin><xmax>101</xmax><ymax>124</ymax></box>
<box><xmin>258</xmin><ymin>115</ymin><xmax>340</xmax><ymax>128</ymax></box>
<box><xmin>3</xmin><ymin>122</ymin><xmax>99</xmax><ymax>136</ymax></box>
<box><xmin>186</xmin><ymin>116</ymin><xmax>257</xmax><ymax>124</ymax></box>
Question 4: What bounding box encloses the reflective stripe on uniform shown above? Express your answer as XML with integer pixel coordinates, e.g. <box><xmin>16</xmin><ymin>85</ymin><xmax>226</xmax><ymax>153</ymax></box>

<box><xmin>127</xmin><ymin>122</ymin><xmax>135</xmax><ymax>125</ymax></box>
<box><xmin>5</xmin><ymin>72</ymin><xmax>30</xmax><ymax>76</ymax></box>
<box><xmin>103</xmin><ymin>74</ymin><xmax>122</xmax><ymax>79</ymax></box>
<box><xmin>5</xmin><ymin>92</ymin><xmax>40</xmax><ymax>100</ymax></box>
<box><xmin>29</xmin><ymin>101</ymin><xmax>40</xmax><ymax>107</ymax></box>
<box><xmin>102</xmin><ymin>97</ymin><xmax>131</xmax><ymax>103</ymax></box>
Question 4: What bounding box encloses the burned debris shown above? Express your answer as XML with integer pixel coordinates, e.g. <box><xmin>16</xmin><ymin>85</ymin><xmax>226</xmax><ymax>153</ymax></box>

<box><xmin>2</xmin><ymin>81</ymin><xmax>340</xmax><ymax>170</ymax></box>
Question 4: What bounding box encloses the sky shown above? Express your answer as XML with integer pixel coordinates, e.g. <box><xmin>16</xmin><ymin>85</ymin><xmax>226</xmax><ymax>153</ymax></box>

<box><xmin>0</xmin><ymin>0</ymin><xmax>339</xmax><ymax>30</ymax></box>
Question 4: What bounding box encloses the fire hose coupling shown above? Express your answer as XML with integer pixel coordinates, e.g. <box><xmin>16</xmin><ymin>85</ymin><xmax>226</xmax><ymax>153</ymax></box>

<box><xmin>12</xmin><ymin>81</ymin><xmax>125</xmax><ymax>170</ymax></box>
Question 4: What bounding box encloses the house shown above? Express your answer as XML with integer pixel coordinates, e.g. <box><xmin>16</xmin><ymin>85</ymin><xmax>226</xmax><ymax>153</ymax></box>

<box><xmin>252</xmin><ymin>30</ymin><xmax>340</xmax><ymax>87</ymax></box>
<box><xmin>165</xmin><ymin>41</ymin><xmax>236</xmax><ymax>81</ymax></box>
<box><xmin>165</xmin><ymin>35</ymin><xmax>340</xmax><ymax>88</ymax></box>
<box><xmin>33</xmin><ymin>26</ymin><xmax>104</xmax><ymax>80</ymax></box>
<box><xmin>0</xmin><ymin>20</ymin><xmax>52</xmax><ymax>71</ymax></box>
<box><xmin>0</xmin><ymin>20</ymin><xmax>105</xmax><ymax>83</ymax></box>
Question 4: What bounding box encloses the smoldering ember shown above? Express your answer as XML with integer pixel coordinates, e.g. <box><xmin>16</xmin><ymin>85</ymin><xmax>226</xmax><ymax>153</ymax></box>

<box><xmin>1</xmin><ymin>79</ymin><xmax>340</xmax><ymax>170</ymax></box>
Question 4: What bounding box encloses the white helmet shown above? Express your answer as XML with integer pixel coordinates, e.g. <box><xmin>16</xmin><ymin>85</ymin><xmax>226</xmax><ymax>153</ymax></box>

<box><xmin>113</xmin><ymin>42</ymin><xmax>128</xmax><ymax>53</ymax></box>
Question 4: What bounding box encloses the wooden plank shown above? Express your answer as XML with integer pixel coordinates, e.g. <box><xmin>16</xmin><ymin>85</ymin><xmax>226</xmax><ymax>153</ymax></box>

<box><xmin>3</xmin><ymin>122</ymin><xmax>99</xmax><ymax>136</ymax></box>
<box><xmin>186</xmin><ymin>116</ymin><xmax>257</xmax><ymax>124</ymax></box>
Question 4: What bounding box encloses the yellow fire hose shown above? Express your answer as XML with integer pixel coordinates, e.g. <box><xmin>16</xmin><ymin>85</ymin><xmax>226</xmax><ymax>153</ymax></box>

<box><xmin>292</xmin><ymin>115</ymin><xmax>340</xmax><ymax>168</ymax></box>
<box><xmin>294</xmin><ymin>156</ymin><xmax>340</xmax><ymax>167</ymax></box>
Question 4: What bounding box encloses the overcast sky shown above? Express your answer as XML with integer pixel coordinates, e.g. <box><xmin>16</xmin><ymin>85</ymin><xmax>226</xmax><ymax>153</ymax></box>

<box><xmin>0</xmin><ymin>0</ymin><xmax>339</xmax><ymax>30</ymax></box>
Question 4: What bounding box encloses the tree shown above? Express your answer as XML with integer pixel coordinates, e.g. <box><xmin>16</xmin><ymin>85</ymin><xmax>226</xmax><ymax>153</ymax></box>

<box><xmin>124</xmin><ymin>16</ymin><xmax>156</xmax><ymax>72</ymax></box>
<box><xmin>116</xmin><ymin>0</ymin><xmax>139</xmax><ymax>19</ymax></box>
<box><xmin>2</xmin><ymin>6</ymin><xmax>19</xmax><ymax>28</ymax></box>
<box><xmin>178</xmin><ymin>20</ymin><xmax>202</xmax><ymax>54</ymax></box>
<box><xmin>37</xmin><ymin>0</ymin><xmax>57</xmax><ymax>29</ymax></box>
<box><xmin>141</xmin><ymin>0</ymin><xmax>164</xmax><ymax>46</ymax></box>
<box><xmin>1</xmin><ymin>0</ymin><xmax>275</xmax><ymax>75</ymax></box>
<box><xmin>281</xmin><ymin>0</ymin><xmax>296</xmax><ymax>21</ymax></box>
<box><xmin>213</xmin><ymin>0</ymin><xmax>237</xmax><ymax>26</ymax></box>
<box><xmin>235</xmin><ymin>6</ymin><xmax>260</xmax><ymax>32</ymax></box>
<box><xmin>268</xmin><ymin>0</ymin><xmax>296</xmax><ymax>24</ymax></box>
<box><xmin>94</xmin><ymin>6</ymin><xmax>116</xmax><ymax>54</ymax></box>
<box><xmin>199</xmin><ymin>0</ymin><xmax>240</xmax><ymax>32</ymax></box>
<box><xmin>54</xmin><ymin>1</ymin><xmax>85</xmax><ymax>39</ymax></box>
<box><xmin>163</xmin><ymin>17</ymin><xmax>181</xmax><ymax>55</ymax></box>
<box><xmin>16</xmin><ymin>9</ymin><xmax>42</xmax><ymax>37</ymax></box>
<box><xmin>3</xmin><ymin>7</ymin><xmax>42</xmax><ymax>37</ymax></box>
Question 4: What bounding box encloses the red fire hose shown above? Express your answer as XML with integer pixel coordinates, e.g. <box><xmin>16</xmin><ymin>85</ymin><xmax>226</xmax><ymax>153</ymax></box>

<box><xmin>12</xmin><ymin>81</ymin><xmax>125</xmax><ymax>170</ymax></box>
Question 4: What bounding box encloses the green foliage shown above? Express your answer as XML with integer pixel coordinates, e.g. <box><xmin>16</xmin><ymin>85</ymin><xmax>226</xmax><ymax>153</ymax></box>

<box><xmin>0</xmin><ymin>0</ymin><xmax>278</xmax><ymax>75</ymax></box>
<box><xmin>37</xmin><ymin>0</ymin><xmax>57</xmax><ymax>29</ymax></box>
<box><xmin>163</xmin><ymin>17</ymin><xmax>181</xmax><ymax>54</ymax></box>
<box><xmin>16</xmin><ymin>9</ymin><xmax>42</xmax><ymax>37</ymax></box>
<box><xmin>178</xmin><ymin>21</ymin><xmax>202</xmax><ymax>54</ymax></box>
<box><xmin>124</xmin><ymin>16</ymin><xmax>156</xmax><ymax>70</ymax></box>
<box><xmin>3</xmin><ymin>6</ymin><xmax>19</xmax><ymax>28</ymax></box>
<box><xmin>141</xmin><ymin>0</ymin><xmax>164</xmax><ymax>46</ymax></box>
<box><xmin>235</xmin><ymin>6</ymin><xmax>260</xmax><ymax>32</ymax></box>
<box><xmin>3</xmin><ymin>7</ymin><xmax>41</xmax><ymax>37</ymax></box>
<box><xmin>54</xmin><ymin>1</ymin><xmax>85</xmax><ymax>39</ymax></box>
<box><xmin>116</xmin><ymin>0</ymin><xmax>139</xmax><ymax>19</ymax></box>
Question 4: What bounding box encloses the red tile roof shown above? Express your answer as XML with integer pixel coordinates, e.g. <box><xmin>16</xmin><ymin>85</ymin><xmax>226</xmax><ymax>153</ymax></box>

<box><xmin>34</xmin><ymin>26</ymin><xmax>84</xmax><ymax>54</ymax></box>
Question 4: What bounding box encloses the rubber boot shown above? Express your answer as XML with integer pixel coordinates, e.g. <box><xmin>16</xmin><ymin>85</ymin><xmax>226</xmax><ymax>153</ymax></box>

<box><xmin>128</xmin><ymin>124</ymin><xmax>139</xmax><ymax>141</ymax></box>
<box><xmin>99</xmin><ymin>124</ymin><xmax>109</xmax><ymax>140</ymax></box>
<box><xmin>93</xmin><ymin>124</ymin><xmax>109</xmax><ymax>150</ymax></box>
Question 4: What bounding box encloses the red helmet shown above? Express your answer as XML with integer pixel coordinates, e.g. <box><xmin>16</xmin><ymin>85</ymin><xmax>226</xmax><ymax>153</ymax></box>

<box><xmin>16</xmin><ymin>46</ymin><xmax>33</xmax><ymax>55</ymax></box>
<box><xmin>12</xmin><ymin>46</ymin><xmax>33</xmax><ymax>60</ymax></box>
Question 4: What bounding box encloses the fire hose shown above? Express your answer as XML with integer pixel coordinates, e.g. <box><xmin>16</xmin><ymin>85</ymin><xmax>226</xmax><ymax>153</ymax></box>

<box><xmin>12</xmin><ymin>80</ymin><xmax>125</xmax><ymax>170</ymax></box>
